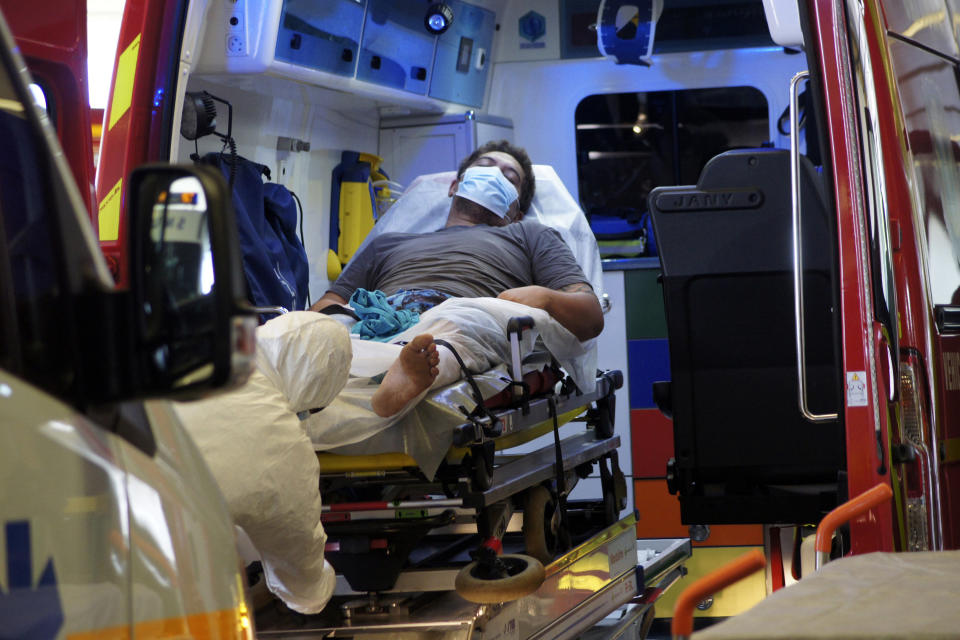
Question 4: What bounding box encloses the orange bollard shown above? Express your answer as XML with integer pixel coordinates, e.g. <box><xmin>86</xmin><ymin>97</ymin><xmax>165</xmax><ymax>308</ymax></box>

<box><xmin>671</xmin><ymin>548</ymin><xmax>766</xmax><ymax>640</ymax></box>
<box><xmin>814</xmin><ymin>483</ymin><xmax>893</xmax><ymax>570</ymax></box>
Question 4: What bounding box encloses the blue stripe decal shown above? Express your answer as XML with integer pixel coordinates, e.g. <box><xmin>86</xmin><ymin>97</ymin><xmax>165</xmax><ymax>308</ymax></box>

<box><xmin>1</xmin><ymin>520</ymin><xmax>64</xmax><ymax>639</ymax></box>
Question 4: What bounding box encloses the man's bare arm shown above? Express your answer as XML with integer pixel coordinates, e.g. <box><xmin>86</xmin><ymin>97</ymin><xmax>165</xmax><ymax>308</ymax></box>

<box><xmin>309</xmin><ymin>291</ymin><xmax>348</xmax><ymax>312</ymax></box>
<box><xmin>497</xmin><ymin>282</ymin><xmax>604</xmax><ymax>341</ymax></box>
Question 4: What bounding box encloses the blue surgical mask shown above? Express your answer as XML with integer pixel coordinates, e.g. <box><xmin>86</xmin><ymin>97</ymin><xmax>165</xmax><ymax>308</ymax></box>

<box><xmin>454</xmin><ymin>166</ymin><xmax>519</xmax><ymax>219</ymax></box>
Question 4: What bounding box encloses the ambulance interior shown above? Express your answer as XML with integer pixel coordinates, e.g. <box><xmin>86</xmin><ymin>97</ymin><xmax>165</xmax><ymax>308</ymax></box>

<box><xmin>159</xmin><ymin>0</ymin><xmax>844</xmax><ymax>632</ymax></box>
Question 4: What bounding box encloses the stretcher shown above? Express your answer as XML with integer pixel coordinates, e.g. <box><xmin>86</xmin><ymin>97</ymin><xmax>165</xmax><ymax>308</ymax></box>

<box><xmin>314</xmin><ymin>361</ymin><xmax>627</xmax><ymax>597</ymax></box>
<box><xmin>671</xmin><ymin>484</ymin><xmax>960</xmax><ymax>640</ymax></box>
<box><xmin>249</xmin><ymin>166</ymin><xmax>690</xmax><ymax>636</ymax></box>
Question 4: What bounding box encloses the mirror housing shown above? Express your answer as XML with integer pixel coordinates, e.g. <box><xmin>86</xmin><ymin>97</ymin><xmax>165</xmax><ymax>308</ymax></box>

<box><xmin>127</xmin><ymin>164</ymin><xmax>256</xmax><ymax>399</ymax></box>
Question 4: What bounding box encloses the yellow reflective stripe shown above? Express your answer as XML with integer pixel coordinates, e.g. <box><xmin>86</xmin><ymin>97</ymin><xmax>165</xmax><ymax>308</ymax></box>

<box><xmin>98</xmin><ymin>178</ymin><xmax>122</xmax><ymax>242</ymax></box>
<box><xmin>109</xmin><ymin>33</ymin><xmax>141</xmax><ymax>131</ymax></box>
<box><xmin>67</xmin><ymin>608</ymin><xmax>248</xmax><ymax>640</ymax></box>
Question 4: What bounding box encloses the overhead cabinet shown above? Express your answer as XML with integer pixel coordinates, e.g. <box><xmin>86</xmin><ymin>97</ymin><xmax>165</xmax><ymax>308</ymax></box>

<box><xmin>274</xmin><ymin>0</ymin><xmax>364</xmax><ymax>77</ymax></box>
<box><xmin>209</xmin><ymin>0</ymin><xmax>495</xmax><ymax>108</ymax></box>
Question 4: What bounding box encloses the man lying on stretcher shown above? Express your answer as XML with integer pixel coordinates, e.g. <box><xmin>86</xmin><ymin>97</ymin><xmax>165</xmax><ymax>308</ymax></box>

<box><xmin>174</xmin><ymin>142</ymin><xmax>603</xmax><ymax>615</ymax></box>
<box><xmin>309</xmin><ymin>140</ymin><xmax>604</xmax><ymax>418</ymax></box>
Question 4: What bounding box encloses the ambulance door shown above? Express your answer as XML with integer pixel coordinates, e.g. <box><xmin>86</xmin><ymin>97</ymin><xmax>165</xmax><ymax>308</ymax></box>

<box><xmin>882</xmin><ymin>1</ymin><xmax>960</xmax><ymax>551</ymax></box>
<box><xmin>804</xmin><ymin>0</ymin><xmax>901</xmax><ymax>552</ymax></box>
<box><xmin>0</xmin><ymin>0</ymin><xmax>95</xmax><ymax>214</ymax></box>
<box><xmin>94</xmin><ymin>0</ymin><xmax>186</xmax><ymax>285</ymax></box>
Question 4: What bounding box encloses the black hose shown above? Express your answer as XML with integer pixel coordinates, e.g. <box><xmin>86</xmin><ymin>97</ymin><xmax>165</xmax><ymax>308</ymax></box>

<box><xmin>290</xmin><ymin>189</ymin><xmax>309</xmax><ymax>307</ymax></box>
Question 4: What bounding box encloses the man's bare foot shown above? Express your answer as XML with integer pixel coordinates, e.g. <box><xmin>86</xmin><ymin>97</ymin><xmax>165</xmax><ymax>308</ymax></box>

<box><xmin>371</xmin><ymin>334</ymin><xmax>441</xmax><ymax>417</ymax></box>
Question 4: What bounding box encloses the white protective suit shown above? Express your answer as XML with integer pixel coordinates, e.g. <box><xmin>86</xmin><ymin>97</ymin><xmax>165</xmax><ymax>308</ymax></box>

<box><xmin>173</xmin><ymin>311</ymin><xmax>352</xmax><ymax>614</ymax></box>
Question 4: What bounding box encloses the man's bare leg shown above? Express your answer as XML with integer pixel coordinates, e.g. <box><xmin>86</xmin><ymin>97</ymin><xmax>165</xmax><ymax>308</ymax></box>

<box><xmin>372</xmin><ymin>334</ymin><xmax>441</xmax><ymax>417</ymax></box>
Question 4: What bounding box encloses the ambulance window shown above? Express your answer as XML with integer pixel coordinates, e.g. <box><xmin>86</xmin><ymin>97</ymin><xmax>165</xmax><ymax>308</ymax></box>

<box><xmin>0</xmin><ymin>43</ymin><xmax>75</xmax><ymax>394</ymax></box>
<box><xmin>562</xmin><ymin>1</ymin><xmax>774</xmax><ymax>59</ymax></box>
<box><xmin>886</xmin><ymin>39</ymin><xmax>960</xmax><ymax>307</ymax></box>
<box><xmin>574</xmin><ymin>87</ymin><xmax>768</xmax><ymax>251</ymax></box>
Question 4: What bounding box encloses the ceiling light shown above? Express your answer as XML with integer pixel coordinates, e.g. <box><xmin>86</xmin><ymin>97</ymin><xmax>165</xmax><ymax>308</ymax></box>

<box><xmin>425</xmin><ymin>3</ymin><xmax>454</xmax><ymax>35</ymax></box>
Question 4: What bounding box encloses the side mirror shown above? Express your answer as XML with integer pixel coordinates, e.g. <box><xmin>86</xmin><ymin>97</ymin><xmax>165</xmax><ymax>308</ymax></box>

<box><xmin>127</xmin><ymin>164</ymin><xmax>256</xmax><ymax>398</ymax></box>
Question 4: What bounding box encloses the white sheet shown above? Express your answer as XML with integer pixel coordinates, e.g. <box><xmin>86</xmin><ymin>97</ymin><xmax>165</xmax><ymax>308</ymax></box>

<box><xmin>306</xmin><ymin>297</ymin><xmax>596</xmax><ymax>477</ymax></box>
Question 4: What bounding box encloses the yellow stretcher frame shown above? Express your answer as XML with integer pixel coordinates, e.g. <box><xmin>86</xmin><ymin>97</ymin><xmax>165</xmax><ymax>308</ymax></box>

<box><xmin>315</xmin><ymin>407</ymin><xmax>586</xmax><ymax>475</ymax></box>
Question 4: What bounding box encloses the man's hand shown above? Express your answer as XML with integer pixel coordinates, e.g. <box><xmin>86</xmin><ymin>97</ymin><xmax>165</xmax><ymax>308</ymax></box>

<box><xmin>498</xmin><ymin>283</ymin><xmax>603</xmax><ymax>341</ymax></box>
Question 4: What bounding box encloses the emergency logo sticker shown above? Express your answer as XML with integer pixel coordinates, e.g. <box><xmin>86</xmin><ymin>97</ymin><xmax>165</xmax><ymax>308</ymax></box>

<box><xmin>846</xmin><ymin>371</ymin><xmax>868</xmax><ymax>407</ymax></box>
<box><xmin>519</xmin><ymin>11</ymin><xmax>546</xmax><ymax>49</ymax></box>
<box><xmin>1</xmin><ymin>521</ymin><xmax>63</xmax><ymax>639</ymax></box>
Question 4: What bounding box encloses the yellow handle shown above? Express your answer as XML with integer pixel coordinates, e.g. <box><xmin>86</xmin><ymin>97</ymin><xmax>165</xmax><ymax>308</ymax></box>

<box><xmin>357</xmin><ymin>151</ymin><xmax>383</xmax><ymax>173</ymax></box>
<box><xmin>326</xmin><ymin>248</ymin><xmax>342</xmax><ymax>280</ymax></box>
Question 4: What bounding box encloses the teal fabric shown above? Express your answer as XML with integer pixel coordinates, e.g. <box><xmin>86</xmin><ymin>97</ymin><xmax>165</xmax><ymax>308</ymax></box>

<box><xmin>349</xmin><ymin>288</ymin><xmax>420</xmax><ymax>341</ymax></box>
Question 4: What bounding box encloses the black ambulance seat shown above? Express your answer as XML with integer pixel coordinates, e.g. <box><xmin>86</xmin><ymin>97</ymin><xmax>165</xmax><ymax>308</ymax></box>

<box><xmin>650</xmin><ymin>148</ymin><xmax>845</xmax><ymax>525</ymax></box>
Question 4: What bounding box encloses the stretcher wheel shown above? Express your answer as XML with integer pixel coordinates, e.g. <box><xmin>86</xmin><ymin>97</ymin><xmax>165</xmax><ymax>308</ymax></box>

<box><xmin>454</xmin><ymin>554</ymin><xmax>545</xmax><ymax>604</ymax></box>
<box><xmin>523</xmin><ymin>485</ymin><xmax>559</xmax><ymax>564</ymax></box>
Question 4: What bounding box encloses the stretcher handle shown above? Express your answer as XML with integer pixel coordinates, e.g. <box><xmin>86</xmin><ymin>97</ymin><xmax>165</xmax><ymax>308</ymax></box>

<box><xmin>814</xmin><ymin>482</ymin><xmax>892</xmax><ymax>569</ymax></box>
<box><xmin>507</xmin><ymin>316</ymin><xmax>535</xmax><ymax>383</ymax></box>
<box><xmin>671</xmin><ymin>549</ymin><xmax>765</xmax><ymax>640</ymax></box>
<box><xmin>507</xmin><ymin>316</ymin><xmax>536</xmax><ymax>334</ymax></box>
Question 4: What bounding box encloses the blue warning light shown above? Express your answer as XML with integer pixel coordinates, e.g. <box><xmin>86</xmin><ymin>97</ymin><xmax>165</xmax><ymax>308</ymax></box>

<box><xmin>425</xmin><ymin>3</ymin><xmax>454</xmax><ymax>35</ymax></box>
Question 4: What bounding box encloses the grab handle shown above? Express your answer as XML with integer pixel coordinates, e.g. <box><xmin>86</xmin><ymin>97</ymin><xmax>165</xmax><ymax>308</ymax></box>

<box><xmin>814</xmin><ymin>483</ymin><xmax>892</xmax><ymax>570</ymax></box>
<box><xmin>671</xmin><ymin>549</ymin><xmax>766</xmax><ymax>640</ymax></box>
<box><xmin>790</xmin><ymin>70</ymin><xmax>837</xmax><ymax>423</ymax></box>
<box><xmin>507</xmin><ymin>316</ymin><xmax>535</xmax><ymax>382</ymax></box>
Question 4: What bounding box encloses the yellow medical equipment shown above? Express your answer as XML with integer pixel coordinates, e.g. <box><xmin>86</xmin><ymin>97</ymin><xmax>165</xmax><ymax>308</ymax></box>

<box><xmin>327</xmin><ymin>150</ymin><xmax>392</xmax><ymax>280</ymax></box>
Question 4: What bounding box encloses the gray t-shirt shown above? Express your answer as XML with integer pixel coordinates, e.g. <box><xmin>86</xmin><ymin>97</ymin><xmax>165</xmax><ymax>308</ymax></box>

<box><xmin>329</xmin><ymin>220</ymin><xmax>589</xmax><ymax>300</ymax></box>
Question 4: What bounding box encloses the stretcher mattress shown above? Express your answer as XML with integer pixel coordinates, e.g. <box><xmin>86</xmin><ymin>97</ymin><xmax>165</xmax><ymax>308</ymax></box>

<box><xmin>695</xmin><ymin>550</ymin><xmax>960</xmax><ymax>639</ymax></box>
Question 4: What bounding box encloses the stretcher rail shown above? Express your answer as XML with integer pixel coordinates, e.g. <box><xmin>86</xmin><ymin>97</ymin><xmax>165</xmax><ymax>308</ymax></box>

<box><xmin>462</xmin><ymin>432</ymin><xmax>620</xmax><ymax>509</ymax></box>
<box><xmin>451</xmin><ymin>370</ymin><xmax>621</xmax><ymax>447</ymax></box>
